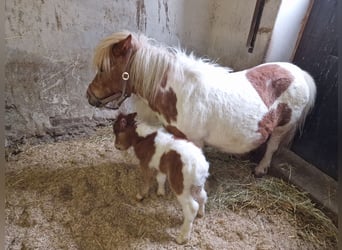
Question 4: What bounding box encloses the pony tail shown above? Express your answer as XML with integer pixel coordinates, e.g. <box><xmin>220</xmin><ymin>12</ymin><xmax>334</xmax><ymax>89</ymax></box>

<box><xmin>279</xmin><ymin>70</ymin><xmax>316</xmax><ymax>148</ymax></box>
<box><xmin>297</xmin><ymin>70</ymin><xmax>317</xmax><ymax>134</ymax></box>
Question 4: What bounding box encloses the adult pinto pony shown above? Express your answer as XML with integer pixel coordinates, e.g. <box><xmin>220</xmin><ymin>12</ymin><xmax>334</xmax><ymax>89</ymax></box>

<box><xmin>86</xmin><ymin>31</ymin><xmax>316</xmax><ymax>177</ymax></box>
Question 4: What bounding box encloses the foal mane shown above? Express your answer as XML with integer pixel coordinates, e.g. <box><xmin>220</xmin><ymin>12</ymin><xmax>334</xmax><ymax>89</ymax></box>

<box><xmin>93</xmin><ymin>31</ymin><xmax>183</xmax><ymax>102</ymax></box>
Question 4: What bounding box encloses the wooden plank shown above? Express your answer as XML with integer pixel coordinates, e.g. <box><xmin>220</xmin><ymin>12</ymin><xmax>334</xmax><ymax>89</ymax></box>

<box><xmin>290</xmin><ymin>0</ymin><xmax>315</xmax><ymax>61</ymax></box>
<box><xmin>292</xmin><ymin>0</ymin><xmax>338</xmax><ymax>179</ymax></box>
<box><xmin>246</xmin><ymin>0</ymin><xmax>266</xmax><ymax>53</ymax></box>
<box><xmin>207</xmin><ymin>0</ymin><xmax>281</xmax><ymax>70</ymax></box>
<box><xmin>270</xmin><ymin>148</ymin><xmax>337</xmax><ymax>225</ymax></box>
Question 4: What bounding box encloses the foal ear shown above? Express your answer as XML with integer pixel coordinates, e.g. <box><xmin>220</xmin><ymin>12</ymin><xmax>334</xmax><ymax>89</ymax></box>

<box><xmin>126</xmin><ymin>112</ymin><xmax>137</xmax><ymax>124</ymax></box>
<box><xmin>112</xmin><ymin>34</ymin><xmax>132</xmax><ymax>56</ymax></box>
<box><xmin>119</xmin><ymin>118</ymin><xmax>127</xmax><ymax>129</ymax></box>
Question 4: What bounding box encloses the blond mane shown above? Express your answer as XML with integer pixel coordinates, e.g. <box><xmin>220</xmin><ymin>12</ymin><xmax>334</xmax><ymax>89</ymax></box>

<box><xmin>130</xmin><ymin>44</ymin><xmax>183</xmax><ymax>102</ymax></box>
<box><xmin>93</xmin><ymin>31</ymin><xmax>183</xmax><ymax>102</ymax></box>
<box><xmin>93</xmin><ymin>31</ymin><xmax>133</xmax><ymax>72</ymax></box>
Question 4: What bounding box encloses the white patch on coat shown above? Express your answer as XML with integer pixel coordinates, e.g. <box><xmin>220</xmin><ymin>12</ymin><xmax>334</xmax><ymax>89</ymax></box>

<box><xmin>135</xmin><ymin>123</ymin><xmax>209</xmax><ymax>186</ymax></box>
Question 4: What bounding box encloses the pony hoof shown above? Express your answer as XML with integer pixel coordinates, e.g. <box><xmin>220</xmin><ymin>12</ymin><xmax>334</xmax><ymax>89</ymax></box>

<box><xmin>253</xmin><ymin>168</ymin><xmax>267</xmax><ymax>178</ymax></box>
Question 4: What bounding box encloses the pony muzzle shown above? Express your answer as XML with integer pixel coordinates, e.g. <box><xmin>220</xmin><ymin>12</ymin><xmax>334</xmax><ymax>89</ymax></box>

<box><xmin>86</xmin><ymin>88</ymin><xmax>128</xmax><ymax>109</ymax></box>
<box><xmin>86</xmin><ymin>88</ymin><xmax>102</xmax><ymax>107</ymax></box>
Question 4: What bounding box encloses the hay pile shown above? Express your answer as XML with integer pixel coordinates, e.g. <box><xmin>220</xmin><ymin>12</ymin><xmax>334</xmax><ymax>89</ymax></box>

<box><xmin>205</xmin><ymin>148</ymin><xmax>337</xmax><ymax>248</ymax></box>
<box><xmin>5</xmin><ymin>126</ymin><xmax>337</xmax><ymax>249</ymax></box>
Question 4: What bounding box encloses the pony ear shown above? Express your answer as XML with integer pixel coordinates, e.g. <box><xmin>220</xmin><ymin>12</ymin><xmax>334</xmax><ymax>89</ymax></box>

<box><xmin>112</xmin><ymin>34</ymin><xmax>132</xmax><ymax>56</ymax></box>
<box><xmin>119</xmin><ymin>118</ymin><xmax>127</xmax><ymax>129</ymax></box>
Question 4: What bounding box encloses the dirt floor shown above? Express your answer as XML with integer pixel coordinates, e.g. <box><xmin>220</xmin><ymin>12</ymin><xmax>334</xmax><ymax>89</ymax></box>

<box><xmin>5</xmin><ymin>126</ymin><xmax>337</xmax><ymax>250</ymax></box>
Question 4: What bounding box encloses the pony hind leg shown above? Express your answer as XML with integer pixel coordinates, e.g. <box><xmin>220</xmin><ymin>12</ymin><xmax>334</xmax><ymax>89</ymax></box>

<box><xmin>253</xmin><ymin>125</ymin><xmax>293</xmax><ymax>177</ymax></box>
<box><xmin>176</xmin><ymin>193</ymin><xmax>199</xmax><ymax>244</ymax></box>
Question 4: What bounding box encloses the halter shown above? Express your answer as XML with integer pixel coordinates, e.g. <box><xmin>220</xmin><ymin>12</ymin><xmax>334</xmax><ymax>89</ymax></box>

<box><xmin>102</xmin><ymin>70</ymin><xmax>130</xmax><ymax>110</ymax></box>
<box><xmin>90</xmin><ymin>48</ymin><xmax>133</xmax><ymax>110</ymax></box>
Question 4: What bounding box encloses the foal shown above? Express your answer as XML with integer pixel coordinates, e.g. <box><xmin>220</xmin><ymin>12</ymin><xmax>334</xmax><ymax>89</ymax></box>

<box><xmin>113</xmin><ymin>112</ymin><xmax>209</xmax><ymax>244</ymax></box>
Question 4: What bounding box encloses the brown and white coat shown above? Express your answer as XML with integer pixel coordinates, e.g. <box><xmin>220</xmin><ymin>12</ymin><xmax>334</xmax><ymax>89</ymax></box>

<box><xmin>87</xmin><ymin>32</ymin><xmax>316</xmax><ymax>177</ymax></box>
<box><xmin>113</xmin><ymin>112</ymin><xmax>209</xmax><ymax>244</ymax></box>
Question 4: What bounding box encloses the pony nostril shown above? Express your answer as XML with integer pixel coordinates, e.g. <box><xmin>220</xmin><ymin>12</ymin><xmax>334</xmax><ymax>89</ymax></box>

<box><xmin>86</xmin><ymin>88</ymin><xmax>102</xmax><ymax>107</ymax></box>
<box><xmin>89</xmin><ymin>97</ymin><xmax>102</xmax><ymax>107</ymax></box>
<box><xmin>95</xmin><ymin>100</ymin><xmax>102</xmax><ymax>107</ymax></box>
<box><xmin>87</xmin><ymin>97</ymin><xmax>96</xmax><ymax>106</ymax></box>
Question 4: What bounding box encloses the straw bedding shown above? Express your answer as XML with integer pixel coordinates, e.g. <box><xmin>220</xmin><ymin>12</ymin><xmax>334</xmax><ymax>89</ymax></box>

<box><xmin>5</xmin><ymin>126</ymin><xmax>337</xmax><ymax>250</ymax></box>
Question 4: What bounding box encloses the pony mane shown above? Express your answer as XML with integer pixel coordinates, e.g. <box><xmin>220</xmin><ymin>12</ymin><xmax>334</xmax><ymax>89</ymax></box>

<box><xmin>129</xmin><ymin>40</ymin><xmax>232</xmax><ymax>102</ymax></box>
<box><xmin>93</xmin><ymin>31</ymin><xmax>230</xmax><ymax>104</ymax></box>
<box><xmin>94</xmin><ymin>31</ymin><xmax>184</xmax><ymax>102</ymax></box>
<box><xmin>93</xmin><ymin>31</ymin><xmax>148</xmax><ymax>72</ymax></box>
<box><xmin>130</xmin><ymin>43</ymin><xmax>183</xmax><ymax>102</ymax></box>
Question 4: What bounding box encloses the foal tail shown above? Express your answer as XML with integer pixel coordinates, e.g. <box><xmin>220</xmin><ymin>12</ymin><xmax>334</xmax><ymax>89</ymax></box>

<box><xmin>298</xmin><ymin>70</ymin><xmax>317</xmax><ymax>134</ymax></box>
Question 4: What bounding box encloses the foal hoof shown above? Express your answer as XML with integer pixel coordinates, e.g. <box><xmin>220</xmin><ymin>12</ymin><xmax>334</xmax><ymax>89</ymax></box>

<box><xmin>157</xmin><ymin>190</ymin><xmax>165</xmax><ymax>197</ymax></box>
<box><xmin>196</xmin><ymin>213</ymin><xmax>204</xmax><ymax>218</ymax></box>
<box><xmin>197</xmin><ymin>209</ymin><xmax>205</xmax><ymax>218</ymax></box>
<box><xmin>176</xmin><ymin>235</ymin><xmax>188</xmax><ymax>245</ymax></box>
<box><xmin>136</xmin><ymin>193</ymin><xmax>144</xmax><ymax>201</ymax></box>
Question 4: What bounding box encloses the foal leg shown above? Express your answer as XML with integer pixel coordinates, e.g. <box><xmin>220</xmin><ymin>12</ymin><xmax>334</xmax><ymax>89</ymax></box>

<box><xmin>136</xmin><ymin>167</ymin><xmax>154</xmax><ymax>201</ymax></box>
<box><xmin>190</xmin><ymin>185</ymin><xmax>207</xmax><ymax>218</ymax></box>
<box><xmin>176</xmin><ymin>193</ymin><xmax>199</xmax><ymax>244</ymax></box>
<box><xmin>156</xmin><ymin>172</ymin><xmax>167</xmax><ymax>196</ymax></box>
<box><xmin>254</xmin><ymin>127</ymin><xmax>288</xmax><ymax>177</ymax></box>
<box><xmin>196</xmin><ymin>187</ymin><xmax>207</xmax><ymax>218</ymax></box>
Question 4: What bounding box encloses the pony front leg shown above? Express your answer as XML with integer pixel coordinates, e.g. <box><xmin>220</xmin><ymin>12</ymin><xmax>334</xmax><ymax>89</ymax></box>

<box><xmin>136</xmin><ymin>167</ymin><xmax>154</xmax><ymax>201</ymax></box>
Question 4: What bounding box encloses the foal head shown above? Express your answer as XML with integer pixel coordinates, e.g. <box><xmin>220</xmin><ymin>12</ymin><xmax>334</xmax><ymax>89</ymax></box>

<box><xmin>86</xmin><ymin>33</ymin><xmax>137</xmax><ymax>109</ymax></box>
<box><xmin>113</xmin><ymin>112</ymin><xmax>138</xmax><ymax>150</ymax></box>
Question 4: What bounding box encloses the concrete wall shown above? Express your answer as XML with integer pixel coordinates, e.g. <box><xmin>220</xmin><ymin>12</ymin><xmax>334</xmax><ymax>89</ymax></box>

<box><xmin>207</xmin><ymin>0</ymin><xmax>280</xmax><ymax>70</ymax></box>
<box><xmin>5</xmin><ymin>0</ymin><xmax>280</xmax><ymax>145</ymax></box>
<box><xmin>265</xmin><ymin>0</ymin><xmax>312</xmax><ymax>62</ymax></box>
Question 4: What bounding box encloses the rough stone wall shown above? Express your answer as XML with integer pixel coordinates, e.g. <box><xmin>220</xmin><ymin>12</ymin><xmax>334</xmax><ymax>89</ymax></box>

<box><xmin>5</xmin><ymin>0</ymin><xmax>211</xmax><ymax>145</ymax></box>
<box><xmin>5</xmin><ymin>0</ymin><xmax>279</xmax><ymax>145</ymax></box>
